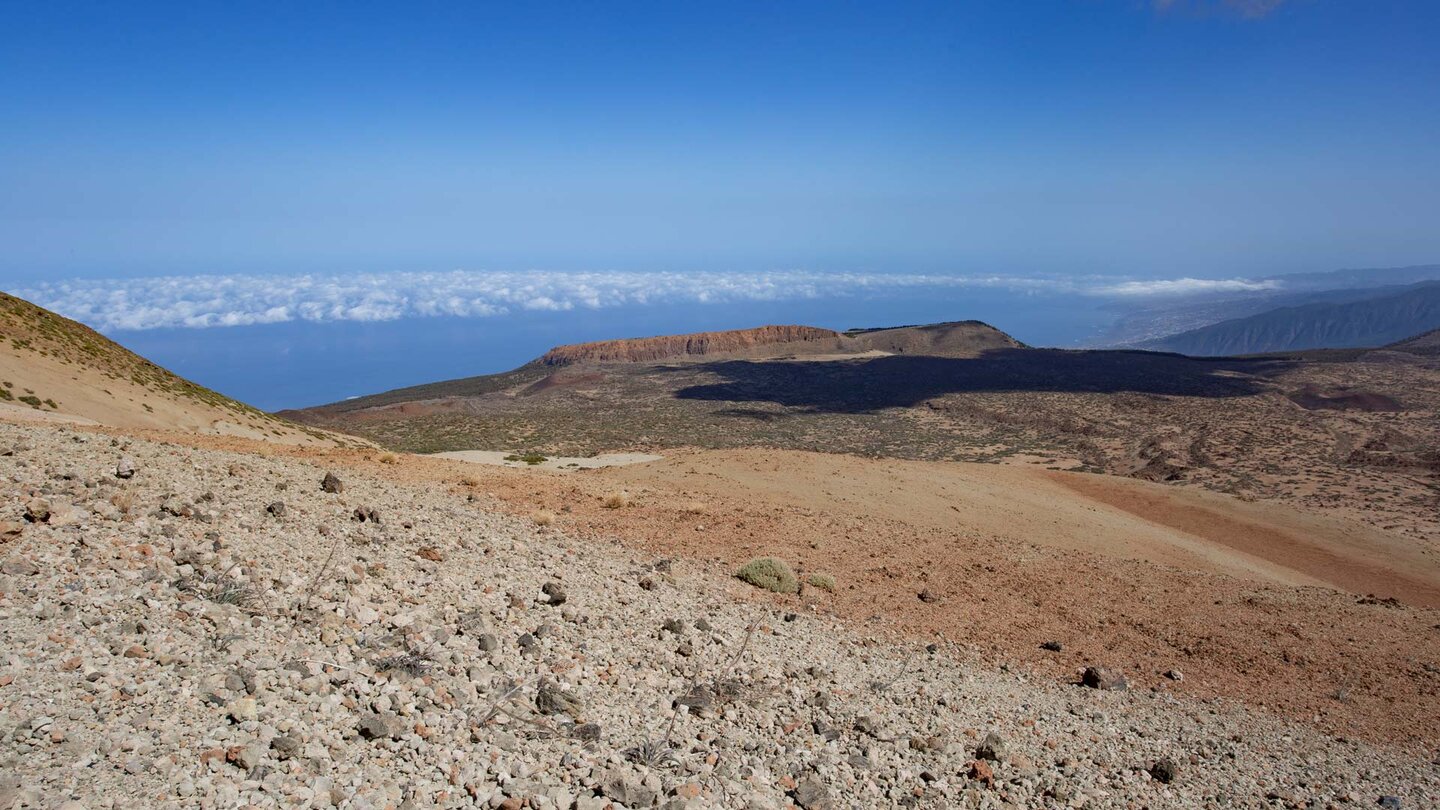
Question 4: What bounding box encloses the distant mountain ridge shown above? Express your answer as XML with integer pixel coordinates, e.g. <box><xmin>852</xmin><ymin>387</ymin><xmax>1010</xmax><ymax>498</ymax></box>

<box><xmin>1098</xmin><ymin>263</ymin><xmax>1440</xmax><ymax>347</ymax></box>
<box><xmin>1139</xmin><ymin>282</ymin><xmax>1440</xmax><ymax>356</ymax></box>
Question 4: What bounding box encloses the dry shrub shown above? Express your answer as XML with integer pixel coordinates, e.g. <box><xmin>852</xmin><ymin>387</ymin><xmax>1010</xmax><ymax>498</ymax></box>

<box><xmin>377</xmin><ymin>451</ymin><xmax>399</xmax><ymax>465</ymax></box>
<box><xmin>602</xmin><ymin>492</ymin><xmax>631</xmax><ymax>509</ymax></box>
<box><xmin>459</xmin><ymin>475</ymin><xmax>481</xmax><ymax>488</ymax></box>
<box><xmin>532</xmin><ymin>510</ymin><xmax>557</xmax><ymax>527</ymax></box>
<box><xmin>806</xmin><ymin>573</ymin><xmax>837</xmax><ymax>592</ymax></box>
<box><xmin>736</xmin><ymin>557</ymin><xmax>798</xmax><ymax>594</ymax></box>
<box><xmin>680</xmin><ymin>500</ymin><xmax>709</xmax><ymax>515</ymax></box>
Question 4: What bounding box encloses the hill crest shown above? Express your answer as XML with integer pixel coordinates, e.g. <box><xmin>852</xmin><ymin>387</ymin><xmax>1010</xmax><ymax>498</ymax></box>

<box><xmin>0</xmin><ymin>291</ymin><xmax>358</xmax><ymax>445</ymax></box>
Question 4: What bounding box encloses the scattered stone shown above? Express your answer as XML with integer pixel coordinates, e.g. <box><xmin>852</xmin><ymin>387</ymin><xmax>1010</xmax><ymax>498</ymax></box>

<box><xmin>540</xmin><ymin>581</ymin><xmax>567</xmax><ymax>605</ymax></box>
<box><xmin>602</xmin><ymin>772</ymin><xmax>656</xmax><ymax>808</ymax></box>
<box><xmin>791</xmin><ymin>775</ymin><xmax>831</xmax><ymax>810</ymax></box>
<box><xmin>1149</xmin><ymin>758</ymin><xmax>1178</xmax><ymax>784</ymax></box>
<box><xmin>358</xmin><ymin>712</ymin><xmax>405</xmax><ymax>741</ymax></box>
<box><xmin>1378</xmin><ymin>797</ymin><xmax>1402</xmax><ymax>810</ymax></box>
<box><xmin>969</xmin><ymin>760</ymin><xmax>995</xmax><ymax>784</ymax></box>
<box><xmin>975</xmin><ymin>732</ymin><xmax>1007</xmax><ymax>762</ymax></box>
<box><xmin>917</xmin><ymin>588</ymin><xmax>940</xmax><ymax>603</ymax></box>
<box><xmin>536</xmin><ymin>682</ymin><xmax>583</xmax><ymax>717</ymax></box>
<box><xmin>266</xmin><ymin>500</ymin><xmax>286</xmax><ymax>517</ymax></box>
<box><xmin>477</xmin><ymin>633</ymin><xmax>499</xmax><ymax>652</ymax></box>
<box><xmin>114</xmin><ymin>457</ymin><xmax>136</xmax><ymax>479</ymax></box>
<box><xmin>23</xmin><ymin>498</ymin><xmax>51</xmax><ymax>524</ymax></box>
<box><xmin>1041</xmin><ymin>640</ymin><xmax>1064</xmax><ymax>652</ymax></box>
<box><xmin>1</xmin><ymin>556</ymin><xmax>39</xmax><ymax>576</ymax></box>
<box><xmin>417</xmin><ymin>546</ymin><xmax>444</xmax><ymax>562</ymax></box>
<box><xmin>0</xmin><ymin>520</ymin><xmax>22</xmax><ymax>543</ymax></box>
<box><xmin>270</xmin><ymin>735</ymin><xmax>300</xmax><ymax>760</ymax></box>
<box><xmin>320</xmin><ymin>472</ymin><xmax>344</xmax><ymax>493</ymax></box>
<box><xmin>1081</xmin><ymin>666</ymin><xmax>1128</xmax><ymax>691</ymax></box>
<box><xmin>1165</xmin><ymin>668</ymin><xmax>1185</xmax><ymax>682</ymax></box>
<box><xmin>352</xmin><ymin>506</ymin><xmax>380</xmax><ymax>523</ymax></box>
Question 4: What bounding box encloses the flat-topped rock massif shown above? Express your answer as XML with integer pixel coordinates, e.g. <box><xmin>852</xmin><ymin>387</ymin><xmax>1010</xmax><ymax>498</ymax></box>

<box><xmin>539</xmin><ymin>325</ymin><xmax>847</xmax><ymax>365</ymax></box>
<box><xmin>536</xmin><ymin>320</ymin><xmax>1023</xmax><ymax>366</ymax></box>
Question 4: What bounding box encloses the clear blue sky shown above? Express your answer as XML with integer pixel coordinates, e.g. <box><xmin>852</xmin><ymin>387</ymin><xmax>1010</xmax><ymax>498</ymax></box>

<box><xmin>2</xmin><ymin>0</ymin><xmax>1439</xmax><ymax>282</ymax></box>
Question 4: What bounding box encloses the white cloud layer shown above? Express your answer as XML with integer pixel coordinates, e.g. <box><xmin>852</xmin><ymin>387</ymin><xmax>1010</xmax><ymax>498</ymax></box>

<box><xmin>9</xmin><ymin>270</ymin><xmax>1281</xmax><ymax>332</ymax></box>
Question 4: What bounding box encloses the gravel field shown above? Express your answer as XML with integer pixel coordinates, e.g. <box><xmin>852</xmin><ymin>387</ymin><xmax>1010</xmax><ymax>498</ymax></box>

<box><xmin>0</xmin><ymin>422</ymin><xmax>1435</xmax><ymax>809</ymax></box>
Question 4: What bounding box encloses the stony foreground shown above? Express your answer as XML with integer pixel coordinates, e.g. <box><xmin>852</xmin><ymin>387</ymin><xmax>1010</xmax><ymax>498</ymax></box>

<box><xmin>0</xmin><ymin>423</ymin><xmax>1435</xmax><ymax>809</ymax></box>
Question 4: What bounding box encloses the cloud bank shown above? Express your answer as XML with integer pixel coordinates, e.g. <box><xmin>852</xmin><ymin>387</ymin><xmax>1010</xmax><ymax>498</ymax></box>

<box><xmin>10</xmin><ymin>270</ymin><xmax>1282</xmax><ymax>332</ymax></box>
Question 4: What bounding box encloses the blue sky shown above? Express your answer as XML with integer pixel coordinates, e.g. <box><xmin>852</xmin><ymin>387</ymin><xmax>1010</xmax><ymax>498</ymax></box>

<box><xmin>3</xmin><ymin>0</ymin><xmax>1438</xmax><ymax>286</ymax></box>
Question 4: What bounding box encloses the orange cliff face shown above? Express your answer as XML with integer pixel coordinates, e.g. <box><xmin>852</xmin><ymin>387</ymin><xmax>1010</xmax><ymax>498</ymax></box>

<box><xmin>537</xmin><ymin>325</ymin><xmax>846</xmax><ymax>365</ymax></box>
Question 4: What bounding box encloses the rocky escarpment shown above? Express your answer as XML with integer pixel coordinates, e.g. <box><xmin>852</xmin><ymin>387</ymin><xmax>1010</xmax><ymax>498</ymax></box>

<box><xmin>539</xmin><ymin>326</ymin><xmax>847</xmax><ymax>366</ymax></box>
<box><xmin>536</xmin><ymin>321</ymin><xmax>1023</xmax><ymax>367</ymax></box>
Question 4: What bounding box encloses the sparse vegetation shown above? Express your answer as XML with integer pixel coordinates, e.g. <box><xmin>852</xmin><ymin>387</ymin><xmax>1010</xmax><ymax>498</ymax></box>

<box><xmin>377</xmin><ymin>451</ymin><xmax>399</xmax><ymax>464</ymax></box>
<box><xmin>504</xmin><ymin>451</ymin><xmax>549</xmax><ymax>465</ymax></box>
<box><xmin>736</xmin><ymin>557</ymin><xmax>798</xmax><ymax>594</ymax></box>
<box><xmin>806</xmin><ymin>573</ymin><xmax>836</xmax><ymax>592</ymax></box>
<box><xmin>602</xmin><ymin>491</ymin><xmax>631</xmax><ymax>509</ymax></box>
<box><xmin>532</xmin><ymin>510</ymin><xmax>557</xmax><ymax>526</ymax></box>
<box><xmin>18</xmin><ymin>394</ymin><xmax>43</xmax><ymax>409</ymax></box>
<box><xmin>176</xmin><ymin>570</ymin><xmax>256</xmax><ymax>608</ymax></box>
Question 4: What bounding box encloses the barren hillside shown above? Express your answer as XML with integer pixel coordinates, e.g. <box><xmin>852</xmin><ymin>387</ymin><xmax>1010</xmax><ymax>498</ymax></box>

<box><xmin>0</xmin><ymin>292</ymin><xmax>357</xmax><ymax>446</ymax></box>
<box><xmin>1</xmin><ymin>420</ymin><xmax>1435</xmax><ymax>809</ymax></box>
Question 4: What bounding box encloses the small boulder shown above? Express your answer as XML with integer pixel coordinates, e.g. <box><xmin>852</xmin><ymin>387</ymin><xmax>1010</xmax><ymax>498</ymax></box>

<box><xmin>968</xmin><ymin>760</ymin><xmax>995</xmax><ymax>784</ymax></box>
<box><xmin>320</xmin><ymin>472</ymin><xmax>344</xmax><ymax>494</ymax></box>
<box><xmin>975</xmin><ymin>732</ymin><xmax>1007</xmax><ymax>762</ymax></box>
<box><xmin>23</xmin><ymin>498</ymin><xmax>51</xmax><ymax>524</ymax></box>
<box><xmin>1040</xmin><ymin>640</ymin><xmax>1063</xmax><ymax>652</ymax></box>
<box><xmin>535</xmin><ymin>682</ymin><xmax>583</xmax><ymax>718</ymax></box>
<box><xmin>0</xmin><ymin>521</ymin><xmax>22</xmax><ymax>544</ymax></box>
<box><xmin>358</xmin><ymin>711</ymin><xmax>405</xmax><ymax>741</ymax></box>
<box><xmin>1149</xmin><ymin>758</ymin><xmax>1178</xmax><ymax>784</ymax></box>
<box><xmin>114</xmin><ymin>458</ymin><xmax>137</xmax><ymax>479</ymax></box>
<box><xmin>265</xmin><ymin>501</ymin><xmax>286</xmax><ymax>518</ymax></box>
<box><xmin>270</xmin><ymin>735</ymin><xmax>300</xmax><ymax>760</ymax></box>
<box><xmin>1081</xmin><ymin>666</ymin><xmax>1128</xmax><ymax>691</ymax></box>
<box><xmin>1</xmin><ymin>556</ymin><xmax>39</xmax><ymax>576</ymax></box>
<box><xmin>540</xmin><ymin>582</ymin><xmax>567</xmax><ymax>606</ymax></box>
<box><xmin>791</xmin><ymin>775</ymin><xmax>832</xmax><ymax>810</ymax></box>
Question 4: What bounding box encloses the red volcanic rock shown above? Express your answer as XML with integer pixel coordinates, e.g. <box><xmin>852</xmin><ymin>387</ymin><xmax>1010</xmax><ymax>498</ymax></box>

<box><xmin>538</xmin><ymin>325</ymin><xmax>846</xmax><ymax>366</ymax></box>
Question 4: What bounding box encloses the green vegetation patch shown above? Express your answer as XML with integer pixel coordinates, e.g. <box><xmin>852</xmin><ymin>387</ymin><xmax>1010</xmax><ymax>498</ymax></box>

<box><xmin>736</xmin><ymin>557</ymin><xmax>799</xmax><ymax>594</ymax></box>
<box><xmin>806</xmin><ymin>573</ymin><xmax>837</xmax><ymax>592</ymax></box>
<box><xmin>504</xmin><ymin>451</ymin><xmax>549</xmax><ymax>465</ymax></box>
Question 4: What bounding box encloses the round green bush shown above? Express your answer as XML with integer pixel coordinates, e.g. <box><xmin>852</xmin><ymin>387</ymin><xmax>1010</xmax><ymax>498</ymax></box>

<box><xmin>735</xmin><ymin>557</ymin><xmax>799</xmax><ymax>594</ymax></box>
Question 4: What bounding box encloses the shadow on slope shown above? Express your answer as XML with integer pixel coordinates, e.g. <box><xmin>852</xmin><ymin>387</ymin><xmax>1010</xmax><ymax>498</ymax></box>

<box><xmin>671</xmin><ymin>349</ymin><xmax>1293</xmax><ymax>413</ymax></box>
